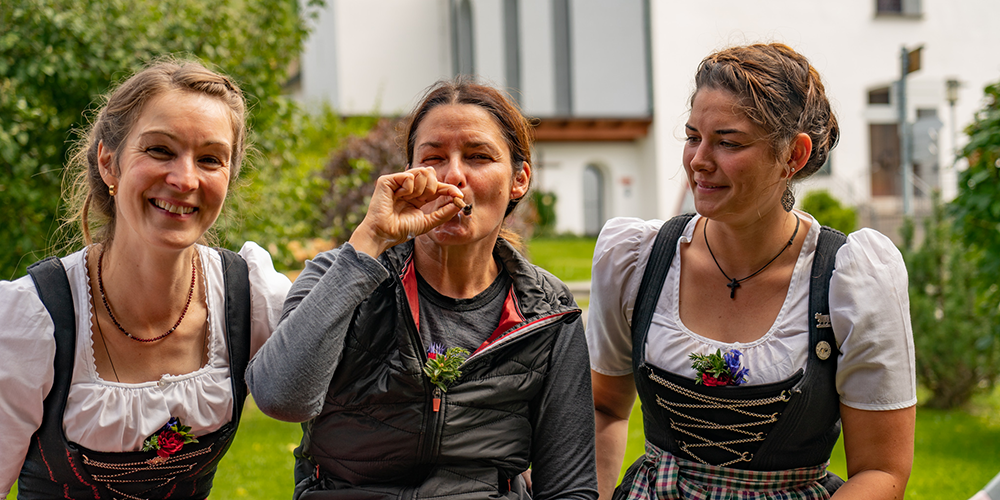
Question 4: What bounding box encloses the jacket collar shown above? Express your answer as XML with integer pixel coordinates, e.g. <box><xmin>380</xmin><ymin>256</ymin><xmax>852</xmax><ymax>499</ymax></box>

<box><xmin>381</xmin><ymin>238</ymin><xmax>580</xmax><ymax>323</ymax></box>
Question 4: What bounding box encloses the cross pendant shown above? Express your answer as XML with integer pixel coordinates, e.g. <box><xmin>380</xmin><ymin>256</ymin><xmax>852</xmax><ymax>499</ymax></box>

<box><xmin>727</xmin><ymin>278</ymin><xmax>740</xmax><ymax>299</ymax></box>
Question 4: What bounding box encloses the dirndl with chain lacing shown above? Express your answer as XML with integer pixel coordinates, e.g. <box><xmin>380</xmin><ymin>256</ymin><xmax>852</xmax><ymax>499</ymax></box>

<box><xmin>616</xmin><ymin>215</ymin><xmax>849</xmax><ymax>499</ymax></box>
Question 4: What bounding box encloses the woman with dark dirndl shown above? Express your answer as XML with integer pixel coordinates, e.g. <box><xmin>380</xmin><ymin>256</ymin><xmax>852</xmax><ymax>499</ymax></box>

<box><xmin>588</xmin><ymin>44</ymin><xmax>916</xmax><ymax>500</ymax></box>
<box><xmin>0</xmin><ymin>59</ymin><xmax>290</xmax><ymax>499</ymax></box>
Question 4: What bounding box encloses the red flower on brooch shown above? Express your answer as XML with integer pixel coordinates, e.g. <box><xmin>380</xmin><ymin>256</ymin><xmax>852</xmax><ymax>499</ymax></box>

<box><xmin>142</xmin><ymin>417</ymin><xmax>198</xmax><ymax>464</ymax></box>
<box><xmin>423</xmin><ymin>342</ymin><xmax>469</xmax><ymax>392</ymax></box>
<box><xmin>689</xmin><ymin>349</ymin><xmax>749</xmax><ymax>386</ymax></box>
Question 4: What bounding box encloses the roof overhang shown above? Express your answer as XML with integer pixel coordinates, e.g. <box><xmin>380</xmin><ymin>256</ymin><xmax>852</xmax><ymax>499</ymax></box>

<box><xmin>532</xmin><ymin>117</ymin><xmax>653</xmax><ymax>142</ymax></box>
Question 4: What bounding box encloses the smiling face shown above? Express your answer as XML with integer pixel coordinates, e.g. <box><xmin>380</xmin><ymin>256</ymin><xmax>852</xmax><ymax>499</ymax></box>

<box><xmin>99</xmin><ymin>89</ymin><xmax>234</xmax><ymax>253</ymax></box>
<box><xmin>683</xmin><ymin>88</ymin><xmax>787</xmax><ymax>224</ymax></box>
<box><xmin>410</xmin><ymin>103</ymin><xmax>530</xmax><ymax>246</ymax></box>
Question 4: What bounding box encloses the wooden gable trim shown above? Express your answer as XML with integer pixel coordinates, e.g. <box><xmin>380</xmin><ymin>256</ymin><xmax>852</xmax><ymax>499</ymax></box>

<box><xmin>532</xmin><ymin>117</ymin><xmax>653</xmax><ymax>142</ymax></box>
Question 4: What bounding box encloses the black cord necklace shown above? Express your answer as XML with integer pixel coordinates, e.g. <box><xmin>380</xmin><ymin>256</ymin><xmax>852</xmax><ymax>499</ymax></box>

<box><xmin>704</xmin><ymin>215</ymin><xmax>801</xmax><ymax>299</ymax></box>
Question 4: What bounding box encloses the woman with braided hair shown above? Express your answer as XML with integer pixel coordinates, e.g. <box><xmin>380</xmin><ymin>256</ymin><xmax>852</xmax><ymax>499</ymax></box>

<box><xmin>0</xmin><ymin>59</ymin><xmax>290</xmax><ymax>498</ymax></box>
<box><xmin>588</xmin><ymin>43</ymin><xmax>915</xmax><ymax>499</ymax></box>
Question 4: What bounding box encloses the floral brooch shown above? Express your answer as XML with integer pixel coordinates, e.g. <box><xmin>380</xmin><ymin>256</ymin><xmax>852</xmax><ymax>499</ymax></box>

<box><xmin>423</xmin><ymin>343</ymin><xmax>469</xmax><ymax>393</ymax></box>
<box><xmin>141</xmin><ymin>417</ymin><xmax>198</xmax><ymax>464</ymax></box>
<box><xmin>689</xmin><ymin>348</ymin><xmax>749</xmax><ymax>386</ymax></box>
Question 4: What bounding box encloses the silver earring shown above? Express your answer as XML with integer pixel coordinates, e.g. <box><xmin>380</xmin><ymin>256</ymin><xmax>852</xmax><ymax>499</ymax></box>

<box><xmin>781</xmin><ymin>180</ymin><xmax>795</xmax><ymax>212</ymax></box>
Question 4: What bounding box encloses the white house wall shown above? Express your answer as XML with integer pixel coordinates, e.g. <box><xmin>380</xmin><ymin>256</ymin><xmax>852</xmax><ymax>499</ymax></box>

<box><xmin>300</xmin><ymin>0</ymin><xmax>341</xmax><ymax>109</ymax></box>
<box><xmin>649</xmin><ymin>0</ymin><xmax>1000</xmax><ymax>223</ymax></box>
<box><xmin>535</xmin><ymin>141</ymin><xmax>653</xmax><ymax>234</ymax></box>
<box><xmin>571</xmin><ymin>0</ymin><xmax>650</xmax><ymax>117</ymax></box>
<box><xmin>470</xmin><ymin>0</ymin><xmax>506</xmax><ymax>86</ymax></box>
<box><xmin>519</xmin><ymin>1</ymin><xmax>557</xmax><ymax>115</ymax></box>
<box><xmin>302</xmin><ymin>0</ymin><xmax>454</xmax><ymax>115</ymax></box>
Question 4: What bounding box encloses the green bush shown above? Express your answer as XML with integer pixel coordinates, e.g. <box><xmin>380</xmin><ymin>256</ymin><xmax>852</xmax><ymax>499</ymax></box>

<box><xmin>530</xmin><ymin>190</ymin><xmax>558</xmax><ymax>237</ymax></box>
<box><xmin>901</xmin><ymin>193</ymin><xmax>1000</xmax><ymax>409</ymax></box>
<box><xmin>224</xmin><ymin>103</ymin><xmax>375</xmax><ymax>270</ymax></box>
<box><xmin>320</xmin><ymin>118</ymin><xmax>406</xmax><ymax>244</ymax></box>
<box><xmin>800</xmin><ymin>190</ymin><xmax>856</xmax><ymax>234</ymax></box>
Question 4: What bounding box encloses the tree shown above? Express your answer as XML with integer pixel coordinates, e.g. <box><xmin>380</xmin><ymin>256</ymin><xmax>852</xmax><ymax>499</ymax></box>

<box><xmin>901</xmin><ymin>192</ymin><xmax>1000</xmax><ymax>409</ymax></box>
<box><xmin>951</xmin><ymin>80</ymin><xmax>1000</xmax><ymax>285</ymax></box>
<box><xmin>0</xmin><ymin>0</ymin><xmax>357</xmax><ymax>277</ymax></box>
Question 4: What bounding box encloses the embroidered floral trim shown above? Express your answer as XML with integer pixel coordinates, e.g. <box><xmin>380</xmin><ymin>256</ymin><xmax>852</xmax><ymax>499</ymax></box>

<box><xmin>141</xmin><ymin>417</ymin><xmax>198</xmax><ymax>464</ymax></box>
<box><xmin>423</xmin><ymin>342</ymin><xmax>469</xmax><ymax>392</ymax></box>
<box><xmin>689</xmin><ymin>348</ymin><xmax>749</xmax><ymax>386</ymax></box>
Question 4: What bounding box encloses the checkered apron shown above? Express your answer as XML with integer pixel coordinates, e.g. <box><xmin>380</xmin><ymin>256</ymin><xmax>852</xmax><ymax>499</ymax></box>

<box><xmin>624</xmin><ymin>441</ymin><xmax>831</xmax><ymax>500</ymax></box>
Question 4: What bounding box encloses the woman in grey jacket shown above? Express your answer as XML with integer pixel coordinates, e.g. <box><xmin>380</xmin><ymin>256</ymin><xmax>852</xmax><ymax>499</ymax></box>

<box><xmin>247</xmin><ymin>79</ymin><xmax>598</xmax><ymax>500</ymax></box>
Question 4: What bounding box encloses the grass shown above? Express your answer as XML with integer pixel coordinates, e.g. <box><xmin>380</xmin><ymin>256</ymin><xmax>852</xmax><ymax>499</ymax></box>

<box><xmin>525</xmin><ymin>235</ymin><xmax>598</xmax><ymax>283</ymax></box>
<box><xmin>210</xmin><ymin>397</ymin><xmax>303</xmax><ymax>498</ymax></box>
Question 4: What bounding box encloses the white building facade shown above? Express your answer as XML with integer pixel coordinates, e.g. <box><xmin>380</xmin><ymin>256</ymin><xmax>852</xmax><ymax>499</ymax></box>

<box><xmin>297</xmin><ymin>0</ymin><xmax>1000</xmax><ymax>238</ymax></box>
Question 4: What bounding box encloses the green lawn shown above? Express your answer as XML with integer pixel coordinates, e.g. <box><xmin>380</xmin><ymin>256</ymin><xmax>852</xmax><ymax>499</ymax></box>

<box><xmin>210</xmin><ymin>397</ymin><xmax>303</xmax><ymax>498</ymax></box>
<box><xmin>525</xmin><ymin>235</ymin><xmax>598</xmax><ymax>283</ymax></box>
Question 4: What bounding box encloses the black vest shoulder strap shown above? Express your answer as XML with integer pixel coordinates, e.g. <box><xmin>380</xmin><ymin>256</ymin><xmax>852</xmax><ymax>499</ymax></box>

<box><xmin>630</xmin><ymin>214</ymin><xmax>696</xmax><ymax>362</ymax></box>
<box><xmin>217</xmin><ymin>247</ymin><xmax>252</xmax><ymax>420</ymax></box>
<box><xmin>809</xmin><ymin>226</ymin><xmax>847</xmax><ymax>359</ymax></box>
<box><xmin>26</xmin><ymin>256</ymin><xmax>78</xmax><ymax>479</ymax></box>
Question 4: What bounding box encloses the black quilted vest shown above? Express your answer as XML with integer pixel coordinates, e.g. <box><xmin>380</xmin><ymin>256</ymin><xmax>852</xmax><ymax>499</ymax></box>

<box><xmin>294</xmin><ymin>240</ymin><xmax>583</xmax><ymax>499</ymax></box>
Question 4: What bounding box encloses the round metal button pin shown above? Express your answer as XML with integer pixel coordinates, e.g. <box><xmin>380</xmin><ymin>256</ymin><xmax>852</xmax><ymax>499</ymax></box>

<box><xmin>815</xmin><ymin>341</ymin><xmax>832</xmax><ymax>360</ymax></box>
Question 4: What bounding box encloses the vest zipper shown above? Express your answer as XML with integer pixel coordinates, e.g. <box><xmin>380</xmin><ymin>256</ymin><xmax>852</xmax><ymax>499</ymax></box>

<box><xmin>432</xmin><ymin>387</ymin><xmax>442</xmax><ymax>412</ymax></box>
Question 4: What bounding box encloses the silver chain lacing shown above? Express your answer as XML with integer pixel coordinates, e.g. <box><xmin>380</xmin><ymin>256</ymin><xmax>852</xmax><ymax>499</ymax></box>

<box><xmin>82</xmin><ymin>445</ymin><xmax>212</xmax><ymax>500</ymax></box>
<box><xmin>648</xmin><ymin>369</ymin><xmax>791</xmax><ymax>467</ymax></box>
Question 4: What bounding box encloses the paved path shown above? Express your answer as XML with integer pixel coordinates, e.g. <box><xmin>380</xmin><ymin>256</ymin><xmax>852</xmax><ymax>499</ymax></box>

<box><xmin>565</xmin><ymin>280</ymin><xmax>591</xmax><ymax>326</ymax></box>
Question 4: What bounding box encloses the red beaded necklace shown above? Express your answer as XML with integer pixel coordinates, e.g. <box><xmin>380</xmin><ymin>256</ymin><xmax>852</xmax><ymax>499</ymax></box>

<box><xmin>98</xmin><ymin>250</ymin><xmax>196</xmax><ymax>343</ymax></box>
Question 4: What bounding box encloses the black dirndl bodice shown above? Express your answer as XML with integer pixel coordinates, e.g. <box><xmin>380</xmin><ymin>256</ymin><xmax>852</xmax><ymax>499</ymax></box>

<box><xmin>18</xmin><ymin>250</ymin><xmax>251</xmax><ymax>500</ymax></box>
<box><xmin>624</xmin><ymin>215</ymin><xmax>846</xmax><ymax>486</ymax></box>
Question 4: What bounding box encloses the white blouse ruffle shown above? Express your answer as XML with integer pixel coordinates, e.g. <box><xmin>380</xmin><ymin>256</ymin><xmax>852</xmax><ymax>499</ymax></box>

<box><xmin>0</xmin><ymin>242</ymin><xmax>289</xmax><ymax>491</ymax></box>
<box><xmin>586</xmin><ymin>213</ymin><xmax>916</xmax><ymax>411</ymax></box>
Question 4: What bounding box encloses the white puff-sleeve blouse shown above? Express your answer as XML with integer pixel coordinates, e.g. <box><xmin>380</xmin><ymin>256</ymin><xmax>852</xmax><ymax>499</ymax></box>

<box><xmin>0</xmin><ymin>243</ymin><xmax>290</xmax><ymax>493</ymax></box>
<box><xmin>586</xmin><ymin>213</ymin><xmax>916</xmax><ymax>411</ymax></box>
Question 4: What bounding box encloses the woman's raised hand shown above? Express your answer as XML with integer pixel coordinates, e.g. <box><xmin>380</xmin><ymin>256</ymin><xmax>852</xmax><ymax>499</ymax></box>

<box><xmin>349</xmin><ymin>167</ymin><xmax>465</xmax><ymax>258</ymax></box>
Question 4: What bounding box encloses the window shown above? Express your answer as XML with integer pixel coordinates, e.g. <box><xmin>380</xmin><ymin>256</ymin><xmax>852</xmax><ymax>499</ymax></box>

<box><xmin>553</xmin><ymin>0</ymin><xmax>572</xmax><ymax>115</ymax></box>
<box><xmin>876</xmin><ymin>0</ymin><xmax>902</xmax><ymax>13</ymax></box>
<box><xmin>876</xmin><ymin>0</ymin><xmax>921</xmax><ymax>17</ymax></box>
<box><xmin>870</xmin><ymin>123</ymin><xmax>901</xmax><ymax>196</ymax></box>
<box><xmin>503</xmin><ymin>0</ymin><xmax>521</xmax><ymax>96</ymax></box>
<box><xmin>453</xmin><ymin>0</ymin><xmax>475</xmax><ymax>76</ymax></box>
<box><xmin>868</xmin><ymin>87</ymin><xmax>891</xmax><ymax>105</ymax></box>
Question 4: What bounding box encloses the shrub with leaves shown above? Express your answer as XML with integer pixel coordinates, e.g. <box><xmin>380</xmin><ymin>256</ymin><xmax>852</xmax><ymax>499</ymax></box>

<box><xmin>321</xmin><ymin>118</ymin><xmax>407</xmax><ymax>244</ymax></box>
<box><xmin>801</xmin><ymin>190</ymin><xmax>856</xmax><ymax>234</ymax></box>
<box><xmin>901</xmin><ymin>192</ymin><xmax>1000</xmax><ymax>409</ymax></box>
<box><xmin>530</xmin><ymin>190</ymin><xmax>558</xmax><ymax>237</ymax></box>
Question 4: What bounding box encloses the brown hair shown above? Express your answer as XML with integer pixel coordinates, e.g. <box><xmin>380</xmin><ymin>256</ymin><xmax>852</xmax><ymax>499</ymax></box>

<box><xmin>692</xmin><ymin>43</ymin><xmax>839</xmax><ymax>178</ymax></box>
<box><xmin>65</xmin><ymin>58</ymin><xmax>248</xmax><ymax>246</ymax></box>
<box><xmin>404</xmin><ymin>77</ymin><xmax>533</xmax><ymax>246</ymax></box>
